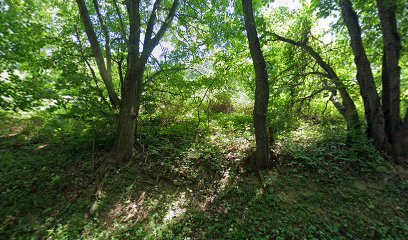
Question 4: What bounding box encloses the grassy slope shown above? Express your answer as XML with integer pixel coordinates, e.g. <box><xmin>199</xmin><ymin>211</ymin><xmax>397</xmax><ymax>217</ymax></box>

<box><xmin>0</xmin><ymin>113</ymin><xmax>407</xmax><ymax>239</ymax></box>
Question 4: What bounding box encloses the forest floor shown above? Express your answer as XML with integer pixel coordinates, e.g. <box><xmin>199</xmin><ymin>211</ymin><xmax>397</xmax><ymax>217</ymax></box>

<box><xmin>0</xmin><ymin>112</ymin><xmax>407</xmax><ymax>239</ymax></box>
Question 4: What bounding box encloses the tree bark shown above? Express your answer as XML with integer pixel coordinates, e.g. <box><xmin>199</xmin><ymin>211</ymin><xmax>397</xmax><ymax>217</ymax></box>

<box><xmin>377</xmin><ymin>0</ymin><xmax>407</xmax><ymax>159</ymax></box>
<box><xmin>339</xmin><ymin>0</ymin><xmax>388</xmax><ymax>149</ymax></box>
<box><xmin>377</xmin><ymin>0</ymin><xmax>401</xmax><ymax>138</ymax></box>
<box><xmin>391</xmin><ymin>120</ymin><xmax>408</xmax><ymax>159</ymax></box>
<box><xmin>113</xmin><ymin>62</ymin><xmax>144</xmax><ymax>161</ymax></box>
<box><xmin>92</xmin><ymin>0</ymin><xmax>112</xmax><ymax>78</ymax></box>
<box><xmin>242</xmin><ymin>0</ymin><xmax>270</xmax><ymax>169</ymax></box>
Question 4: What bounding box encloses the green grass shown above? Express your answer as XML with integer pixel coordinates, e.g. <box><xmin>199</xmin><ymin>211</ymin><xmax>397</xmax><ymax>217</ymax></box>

<box><xmin>0</xmin><ymin>113</ymin><xmax>407</xmax><ymax>239</ymax></box>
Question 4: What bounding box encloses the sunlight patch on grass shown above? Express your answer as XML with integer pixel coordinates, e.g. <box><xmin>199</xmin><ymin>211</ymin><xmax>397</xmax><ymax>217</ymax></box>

<box><xmin>109</xmin><ymin>191</ymin><xmax>149</xmax><ymax>224</ymax></box>
<box><xmin>163</xmin><ymin>192</ymin><xmax>187</xmax><ymax>222</ymax></box>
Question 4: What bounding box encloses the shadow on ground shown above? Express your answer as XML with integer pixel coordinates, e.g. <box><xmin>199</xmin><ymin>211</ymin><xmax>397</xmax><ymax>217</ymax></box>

<box><xmin>1</xmin><ymin>115</ymin><xmax>407</xmax><ymax>239</ymax></box>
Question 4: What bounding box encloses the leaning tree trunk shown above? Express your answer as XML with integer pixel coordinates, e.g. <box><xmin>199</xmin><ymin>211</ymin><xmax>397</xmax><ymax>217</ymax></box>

<box><xmin>271</xmin><ymin>33</ymin><xmax>362</xmax><ymax>140</ymax></box>
<box><xmin>76</xmin><ymin>0</ymin><xmax>120</xmax><ymax>108</ymax></box>
<box><xmin>242</xmin><ymin>0</ymin><xmax>270</xmax><ymax>169</ymax></box>
<box><xmin>339</xmin><ymin>0</ymin><xmax>388</xmax><ymax>150</ymax></box>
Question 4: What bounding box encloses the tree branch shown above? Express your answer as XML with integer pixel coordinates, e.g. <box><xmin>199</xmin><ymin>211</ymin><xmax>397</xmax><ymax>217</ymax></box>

<box><xmin>92</xmin><ymin>0</ymin><xmax>112</xmax><ymax>76</ymax></box>
<box><xmin>74</xmin><ymin>26</ymin><xmax>111</xmax><ymax>108</ymax></box>
<box><xmin>127</xmin><ymin>0</ymin><xmax>141</xmax><ymax>63</ymax></box>
<box><xmin>271</xmin><ymin>31</ymin><xmax>360</xmax><ymax>133</ymax></box>
<box><xmin>144</xmin><ymin>0</ymin><xmax>162</xmax><ymax>45</ymax></box>
<box><xmin>141</xmin><ymin>0</ymin><xmax>180</xmax><ymax>62</ymax></box>
<box><xmin>113</xmin><ymin>0</ymin><xmax>128</xmax><ymax>43</ymax></box>
<box><xmin>145</xmin><ymin>67</ymin><xmax>191</xmax><ymax>83</ymax></box>
<box><xmin>76</xmin><ymin>0</ymin><xmax>120</xmax><ymax>107</ymax></box>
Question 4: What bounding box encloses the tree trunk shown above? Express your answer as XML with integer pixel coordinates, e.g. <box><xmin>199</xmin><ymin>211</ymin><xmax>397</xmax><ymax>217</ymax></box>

<box><xmin>114</xmin><ymin>98</ymin><xmax>137</xmax><ymax>161</ymax></box>
<box><xmin>337</xmin><ymin>85</ymin><xmax>361</xmax><ymax>139</ymax></box>
<box><xmin>377</xmin><ymin>0</ymin><xmax>402</xmax><ymax>138</ymax></box>
<box><xmin>392</xmin><ymin>121</ymin><xmax>408</xmax><ymax>159</ymax></box>
<box><xmin>329</xmin><ymin>87</ymin><xmax>361</xmax><ymax>140</ymax></box>
<box><xmin>339</xmin><ymin>0</ymin><xmax>388</xmax><ymax>149</ymax></box>
<box><xmin>377</xmin><ymin>0</ymin><xmax>407</xmax><ymax>159</ymax></box>
<box><xmin>113</xmin><ymin>65</ymin><xmax>144</xmax><ymax>161</ymax></box>
<box><xmin>242</xmin><ymin>0</ymin><xmax>270</xmax><ymax>169</ymax></box>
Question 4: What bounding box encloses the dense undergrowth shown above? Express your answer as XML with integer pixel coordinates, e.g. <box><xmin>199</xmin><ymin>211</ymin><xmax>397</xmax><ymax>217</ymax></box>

<box><xmin>0</xmin><ymin>112</ymin><xmax>407</xmax><ymax>239</ymax></box>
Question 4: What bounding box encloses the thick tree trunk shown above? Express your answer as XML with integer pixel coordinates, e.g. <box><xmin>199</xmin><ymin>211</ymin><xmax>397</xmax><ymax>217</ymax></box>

<box><xmin>113</xmin><ymin>66</ymin><xmax>144</xmax><ymax>161</ymax></box>
<box><xmin>113</xmin><ymin>0</ymin><xmax>178</xmax><ymax>161</ymax></box>
<box><xmin>392</xmin><ymin>121</ymin><xmax>408</xmax><ymax>159</ymax></box>
<box><xmin>377</xmin><ymin>0</ymin><xmax>402</xmax><ymax>137</ymax></box>
<box><xmin>242</xmin><ymin>0</ymin><xmax>270</xmax><ymax>169</ymax></box>
<box><xmin>377</xmin><ymin>0</ymin><xmax>407</xmax><ymax>159</ymax></box>
<box><xmin>339</xmin><ymin>0</ymin><xmax>388</xmax><ymax>149</ymax></box>
<box><xmin>114</xmin><ymin>98</ymin><xmax>137</xmax><ymax>161</ymax></box>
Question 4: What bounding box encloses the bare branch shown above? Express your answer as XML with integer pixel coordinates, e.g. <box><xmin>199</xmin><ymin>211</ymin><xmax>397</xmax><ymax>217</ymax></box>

<box><xmin>144</xmin><ymin>0</ymin><xmax>163</xmax><ymax>45</ymax></box>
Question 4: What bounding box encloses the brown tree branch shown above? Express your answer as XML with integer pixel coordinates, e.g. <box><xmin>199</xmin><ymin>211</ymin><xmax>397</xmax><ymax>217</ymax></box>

<box><xmin>144</xmin><ymin>0</ymin><xmax>163</xmax><ymax>45</ymax></box>
<box><xmin>76</xmin><ymin>0</ymin><xmax>120</xmax><ymax>107</ymax></box>
<box><xmin>74</xmin><ymin>26</ymin><xmax>111</xmax><ymax>108</ymax></box>
<box><xmin>127</xmin><ymin>0</ymin><xmax>141</xmax><ymax>63</ymax></box>
<box><xmin>92</xmin><ymin>0</ymin><xmax>112</xmax><ymax>76</ymax></box>
<box><xmin>270</xmin><ymin>31</ymin><xmax>361</xmax><ymax>135</ymax></box>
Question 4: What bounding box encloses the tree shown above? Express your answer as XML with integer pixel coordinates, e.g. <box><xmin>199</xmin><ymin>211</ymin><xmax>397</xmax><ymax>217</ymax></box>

<box><xmin>242</xmin><ymin>0</ymin><xmax>271</xmax><ymax>169</ymax></box>
<box><xmin>339</xmin><ymin>0</ymin><xmax>407</xmax><ymax>159</ymax></box>
<box><xmin>271</xmin><ymin>33</ymin><xmax>361</xmax><ymax>140</ymax></box>
<box><xmin>76</xmin><ymin>0</ymin><xmax>180</xmax><ymax>160</ymax></box>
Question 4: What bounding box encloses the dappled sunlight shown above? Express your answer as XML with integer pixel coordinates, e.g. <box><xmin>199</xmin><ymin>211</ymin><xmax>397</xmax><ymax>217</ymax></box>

<box><xmin>219</xmin><ymin>168</ymin><xmax>231</xmax><ymax>191</ymax></box>
<box><xmin>2</xmin><ymin>0</ymin><xmax>408</xmax><ymax>237</ymax></box>
<box><xmin>163</xmin><ymin>192</ymin><xmax>188</xmax><ymax>222</ymax></box>
<box><xmin>109</xmin><ymin>192</ymin><xmax>149</xmax><ymax>224</ymax></box>
<box><xmin>197</xmin><ymin>168</ymin><xmax>236</xmax><ymax>211</ymax></box>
